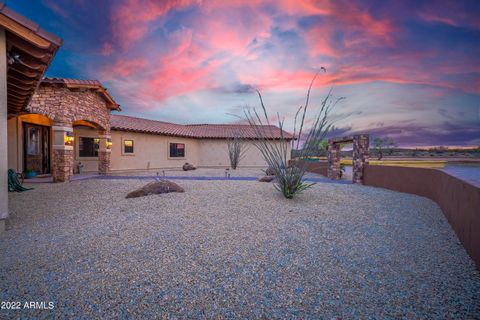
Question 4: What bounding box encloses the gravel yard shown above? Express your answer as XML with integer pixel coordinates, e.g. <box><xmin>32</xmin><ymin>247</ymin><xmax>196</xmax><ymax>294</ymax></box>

<box><xmin>1</xmin><ymin>174</ymin><xmax>480</xmax><ymax>318</ymax></box>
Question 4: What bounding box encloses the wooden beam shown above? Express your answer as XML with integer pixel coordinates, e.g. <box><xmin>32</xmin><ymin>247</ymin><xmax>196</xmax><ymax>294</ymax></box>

<box><xmin>0</xmin><ymin>14</ymin><xmax>52</xmax><ymax>49</ymax></box>
<box><xmin>6</xmin><ymin>33</ymin><xmax>51</xmax><ymax>62</ymax></box>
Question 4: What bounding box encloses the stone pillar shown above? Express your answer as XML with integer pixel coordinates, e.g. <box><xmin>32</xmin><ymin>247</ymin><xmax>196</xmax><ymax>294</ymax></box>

<box><xmin>0</xmin><ymin>28</ymin><xmax>8</xmax><ymax>232</ymax></box>
<box><xmin>98</xmin><ymin>130</ymin><xmax>111</xmax><ymax>175</ymax></box>
<box><xmin>327</xmin><ymin>141</ymin><xmax>341</xmax><ymax>179</ymax></box>
<box><xmin>352</xmin><ymin>134</ymin><xmax>369</xmax><ymax>184</ymax></box>
<box><xmin>52</xmin><ymin>124</ymin><xmax>74</xmax><ymax>182</ymax></box>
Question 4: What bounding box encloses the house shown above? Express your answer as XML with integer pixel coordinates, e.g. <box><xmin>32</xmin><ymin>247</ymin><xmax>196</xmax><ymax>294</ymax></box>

<box><xmin>7</xmin><ymin>77</ymin><xmax>292</xmax><ymax>180</ymax></box>
<box><xmin>0</xmin><ymin>4</ymin><xmax>291</xmax><ymax>231</ymax></box>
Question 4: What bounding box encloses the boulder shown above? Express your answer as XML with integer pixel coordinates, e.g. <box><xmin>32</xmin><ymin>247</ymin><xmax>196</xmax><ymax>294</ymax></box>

<box><xmin>265</xmin><ymin>167</ymin><xmax>276</xmax><ymax>176</ymax></box>
<box><xmin>182</xmin><ymin>162</ymin><xmax>196</xmax><ymax>171</ymax></box>
<box><xmin>258</xmin><ymin>175</ymin><xmax>276</xmax><ymax>182</ymax></box>
<box><xmin>126</xmin><ymin>180</ymin><xmax>185</xmax><ymax>198</ymax></box>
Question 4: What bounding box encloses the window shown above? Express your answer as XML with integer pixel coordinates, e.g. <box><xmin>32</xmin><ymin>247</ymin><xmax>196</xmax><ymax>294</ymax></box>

<box><xmin>79</xmin><ymin>137</ymin><xmax>99</xmax><ymax>157</ymax></box>
<box><xmin>124</xmin><ymin>139</ymin><xmax>134</xmax><ymax>154</ymax></box>
<box><xmin>169</xmin><ymin>143</ymin><xmax>185</xmax><ymax>158</ymax></box>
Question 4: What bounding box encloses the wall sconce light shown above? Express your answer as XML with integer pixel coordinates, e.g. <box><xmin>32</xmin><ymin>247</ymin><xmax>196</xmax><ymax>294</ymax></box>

<box><xmin>106</xmin><ymin>138</ymin><xmax>112</xmax><ymax>149</ymax></box>
<box><xmin>64</xmin><ymin>131</ymin><xmax>74</xmax><ymax>146</ymax></box>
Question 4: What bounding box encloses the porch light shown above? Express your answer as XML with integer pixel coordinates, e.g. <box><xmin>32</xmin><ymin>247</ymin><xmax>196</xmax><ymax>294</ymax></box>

<box><xmin>64</xmin><ymin>131</ymin><xmax>74</xmax><ymax>146</ymax></box>
<box><xmin>106</xmin><ymin>138</ymin><xmax>112</xmax><ymax>149</ymax></box>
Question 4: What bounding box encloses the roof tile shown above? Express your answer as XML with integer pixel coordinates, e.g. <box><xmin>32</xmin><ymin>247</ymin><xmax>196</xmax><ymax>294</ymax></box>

<box><xmin>111</xmin><ymin>115</ymin><xmax>293</xmax><ymax>140</ymax></box>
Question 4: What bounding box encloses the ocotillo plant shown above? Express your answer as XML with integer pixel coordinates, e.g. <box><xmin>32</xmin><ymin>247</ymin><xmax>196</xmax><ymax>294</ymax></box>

<box><xmin>245</xmin><ymin>72</ymin><xmax>343</xmax><ymax>199</ymax></box>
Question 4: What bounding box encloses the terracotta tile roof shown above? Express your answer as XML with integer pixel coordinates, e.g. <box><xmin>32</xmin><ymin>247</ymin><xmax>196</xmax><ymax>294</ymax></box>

<box><xmin>41</xmin><ymin>77</ymin><xmax>121</xmax><ymax>111</ymax></box>
<box><xmin>185</xmin><ymin>123</ymin><xmax>293</xmax><ymax>139</ymax></box>
<box><xmin>111</xmin><ymin>115</ymin><xmax>293</xmax><ymax>140</ymax></box>
<box><xmin>42</xmin><ymin>77</ymin><xmax>103</xmax><ymax>87</ymax></box>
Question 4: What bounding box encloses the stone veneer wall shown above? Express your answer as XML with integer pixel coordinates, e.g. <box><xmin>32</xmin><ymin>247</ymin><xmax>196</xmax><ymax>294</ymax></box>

<box><xmin>27</xmin><ymin>85</ymin><xmax>111</xmax><ymax>130</ymax></box>
<box><xmin>52</xmin><ymin>149</ymin><xmax>73</xmax><ymax>182</ymax></box>
<box><xmin>98</xmin><ymin>151</ymin><xmax>110</xmax><ymax>175</ymax></box>
<box><xmin>328</xmin><ymin>134</ymin><xmax>369</xmax><ymax>183</ymax></box>
<box><xmin>27</xmin><ymin>85</ymin><xmax>112</xmax><ymax>181</ymax></box>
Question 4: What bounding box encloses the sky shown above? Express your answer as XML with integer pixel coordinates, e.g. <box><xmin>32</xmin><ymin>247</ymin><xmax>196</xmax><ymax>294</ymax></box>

<box><xmin>8</xmin><ymin>0</ymin><xmax>480</xmax><ymax>146</ymax></box>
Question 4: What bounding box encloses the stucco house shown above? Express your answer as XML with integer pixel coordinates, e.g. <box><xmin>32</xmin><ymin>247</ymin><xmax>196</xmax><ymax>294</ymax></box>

<box><xmin>0</xmin><ymin>4</ymin><xmax>292</xmax><ymax>231</ymax></box>
<box><xmin>7</xmin><ymin>77</ymin><xmax>292</xmax><ymax>181</ymax></box>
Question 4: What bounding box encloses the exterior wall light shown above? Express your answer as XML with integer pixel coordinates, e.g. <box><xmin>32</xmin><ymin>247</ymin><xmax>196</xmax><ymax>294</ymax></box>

<box><xmin>64</xmin><ymin>131</ymin><xmax>74</xmax><ymax>146</ymax></box>
<box><xmin>106</xmin><ymin>138</ymin><xmax>112</xmax><ymax>150</ymax></box>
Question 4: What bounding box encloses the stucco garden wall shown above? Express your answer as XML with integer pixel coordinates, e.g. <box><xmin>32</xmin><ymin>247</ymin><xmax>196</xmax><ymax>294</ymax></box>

<box><xmin>363</xmin><ymin>165</ymin><xmax>480</xmax><ymax>270</ymax></box>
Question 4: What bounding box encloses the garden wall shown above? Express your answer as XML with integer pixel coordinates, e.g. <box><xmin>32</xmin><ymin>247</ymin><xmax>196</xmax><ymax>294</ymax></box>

<box><xmin>363</xmin><ymin>165</ymin><xmax>480</xmax><ymax>270</ymax></box>
<box><xmin>289</xmin><ymin>160</ymin><xmax>328</xmax><ymax>176</ymax></box>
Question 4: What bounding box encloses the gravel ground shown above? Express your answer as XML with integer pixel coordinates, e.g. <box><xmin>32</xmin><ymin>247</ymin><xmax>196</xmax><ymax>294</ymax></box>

<box><xmin>1</xmin><ymin>176</ymin><xmax>480</xmax><ymax>319</ymax></box>
<box><xmin>109</xmin><ymin>167</ymin><xmax>269</xmax><ymax>178</ymax></box>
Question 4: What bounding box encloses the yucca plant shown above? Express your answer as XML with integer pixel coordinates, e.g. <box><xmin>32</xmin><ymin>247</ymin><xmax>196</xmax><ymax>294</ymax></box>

<box><xmin>245</xmin><ymin>71</ymin><xmax>343</xmax><ymax>199</ymax></box>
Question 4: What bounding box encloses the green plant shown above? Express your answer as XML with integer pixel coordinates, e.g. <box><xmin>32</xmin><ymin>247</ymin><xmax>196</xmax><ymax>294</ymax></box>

<box><xmin>373</xmin><ymin>137</ymin><xmax>395</xmax><ymax>160</ymax></box>
<box><xmin>25</xmin><ymin>168</ymin><xmax>35</xmax><ymax>173</ymax></box>
<box><xmin>245</xmin><ymin>72</ymin><xmax>342</xmax><ymax>199</ymax></box>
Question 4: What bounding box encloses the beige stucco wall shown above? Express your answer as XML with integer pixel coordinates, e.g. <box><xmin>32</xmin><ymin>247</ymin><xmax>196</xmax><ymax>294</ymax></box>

<box><xmin>73</xmin><ymin>126</ymin><xmax>100</xmax><ymax>172</ymax></box>
<box><xmin>109</xmin><ymin>130</ymin><xmax>291</xmax><ymax>170</ymax></box>
<box><xmin>0</xmin><ymin>28</ymin><xmax>7</xmax><ymax>225</ymax></box>
<box><xmin>109</xmin><ymin>131</ymin><xmax>200</xmax><ymax>171</ymax></box>
<box><xmin>7</xmin><ymin>122</ymin><xmax>292</xmax><ymax>174</ymax></box>
<box><xmin>197</xmin><ymin>139</ymin><xmax>291</xmax><ymax>167</ymax></box>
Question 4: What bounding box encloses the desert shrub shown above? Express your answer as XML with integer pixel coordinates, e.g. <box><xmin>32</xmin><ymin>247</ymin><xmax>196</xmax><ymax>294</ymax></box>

<box><xmin>245</xmin><ymin>72</ymin><xmax>342</xmax><ymax>199</ymax></box>
<box><xmin>227</xmin><ymin>136</ymin><xmax>248</xmax><ymax>169</ymax></box>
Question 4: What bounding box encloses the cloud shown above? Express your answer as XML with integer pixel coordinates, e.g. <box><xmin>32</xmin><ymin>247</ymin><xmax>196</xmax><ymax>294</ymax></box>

<box><xmin>32</xmin><ymin>0</ymin><xmax>480</xmax><ymax>146</ymax></box>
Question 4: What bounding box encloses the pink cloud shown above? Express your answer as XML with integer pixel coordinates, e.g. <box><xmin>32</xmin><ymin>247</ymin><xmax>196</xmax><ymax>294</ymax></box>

<box><xmin>110</xmin><ymin>0</ymin><xmax>199</xmax><ymax>51</ymax></box>
<box><xmin>97</xmin><ymin>0</ymin><xmax>479</xmax><ymax>110</ymax></box>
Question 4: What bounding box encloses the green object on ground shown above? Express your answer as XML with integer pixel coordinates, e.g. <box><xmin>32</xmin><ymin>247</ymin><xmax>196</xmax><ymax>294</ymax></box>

<box><xmin>8</xmin><ymin>169</ymin><xmax>33</xmax><ymax>192</ymax></box>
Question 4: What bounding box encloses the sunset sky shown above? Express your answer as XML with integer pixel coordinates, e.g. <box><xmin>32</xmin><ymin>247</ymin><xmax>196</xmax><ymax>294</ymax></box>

<box><xmin>9</xmin><ymin>0</ymin><xmax>480</xmax><ymax>146</ymax></box>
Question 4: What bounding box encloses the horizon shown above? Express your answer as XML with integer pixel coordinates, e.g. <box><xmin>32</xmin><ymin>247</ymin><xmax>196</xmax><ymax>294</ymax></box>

<box><xmin>7</xmin><ymin>0</ymin><xmax>480</xmax><ymax>147</ymax></box>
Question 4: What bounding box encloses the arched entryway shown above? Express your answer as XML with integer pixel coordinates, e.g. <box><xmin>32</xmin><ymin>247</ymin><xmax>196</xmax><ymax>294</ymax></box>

<box><xmin>327</xmin><ymin>134</ymin><xmax>369</xmax><ymax>184</ymax></box>
<box><xmin>72</xmin><ymin>120</ymin><xmax>111</xmax><ymax>177</ymax></box>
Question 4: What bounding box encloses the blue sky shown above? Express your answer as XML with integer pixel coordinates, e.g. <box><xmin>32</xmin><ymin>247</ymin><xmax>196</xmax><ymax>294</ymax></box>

<box><xmin>8</xmin><ymin>0</ymin><xmax>480</xmax><ymax>146</ymax></box>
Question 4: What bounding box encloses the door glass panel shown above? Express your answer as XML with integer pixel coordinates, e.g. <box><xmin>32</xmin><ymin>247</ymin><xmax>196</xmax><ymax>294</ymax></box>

<box><xmin>27</xmin><ymin>127</ymin><xmax>40</xmax><ymax>155</ymax></box>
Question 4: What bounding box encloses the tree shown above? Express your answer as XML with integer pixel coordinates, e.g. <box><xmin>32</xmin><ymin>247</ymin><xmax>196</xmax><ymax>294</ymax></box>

<box><xmin>373</xmin><ymin>137</ymin><xmax>396</xmax><ymax>160</ymax></box>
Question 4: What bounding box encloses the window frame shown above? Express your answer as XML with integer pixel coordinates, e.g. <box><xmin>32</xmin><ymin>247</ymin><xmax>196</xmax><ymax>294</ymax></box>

<box><xmin>122</xmin><ymin>138</ymin><xmax>135</xmax><ymax>155</ymax></box>
<box><xmin>78</xmin><ymin>136</ymin><xmax>99</xmax><ymax>158</ymax></box>
<box><xmin>168</xmin><ymin>142</ymin><xmax>186</xmax><ymax>159</ymax></box>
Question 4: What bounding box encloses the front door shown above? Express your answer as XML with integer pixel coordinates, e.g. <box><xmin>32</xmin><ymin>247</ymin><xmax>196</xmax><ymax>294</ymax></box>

<box><xmin>24</xmin><ymin>123</ymin><xmax>50</xmax><ymax>174</ymax></box>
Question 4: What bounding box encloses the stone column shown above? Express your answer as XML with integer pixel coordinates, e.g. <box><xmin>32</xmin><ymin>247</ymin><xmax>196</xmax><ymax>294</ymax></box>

<box><xmin>98</xmin><ymin>130</ymin><xmax>111</xmax><ymax>175</ymax></box>
<box><xmin>0</xmin><ymin>28</ymin><xmax>8</xmax><ymax>232</ymax></box>
<box><xmin>352</xmin><ymin>134</ymin><xmax>369</xmax><ymax>184</ymax></box>
<box><xmin>327</xmin><ymin>141</ymin><xmax>341</xmax><ymax>179</ymax></box>
<box><xmin>52</xmin><ymin>124</ymin><xmax>74</xmax><ymax>182</ymax></box>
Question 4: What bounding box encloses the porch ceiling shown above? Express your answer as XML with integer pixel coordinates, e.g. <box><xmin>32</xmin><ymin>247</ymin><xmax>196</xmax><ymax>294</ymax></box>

<box><xmin>0</xmin><ymin>3</ymin><xmax>62</xmax><ymax>115</ymax></box>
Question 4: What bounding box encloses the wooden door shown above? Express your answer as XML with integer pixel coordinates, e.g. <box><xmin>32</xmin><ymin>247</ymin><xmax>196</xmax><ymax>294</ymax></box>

<box><xmin>24</xmin><ymin>123</ymin><xmax>50</xmax><ymax>174</ymax></box>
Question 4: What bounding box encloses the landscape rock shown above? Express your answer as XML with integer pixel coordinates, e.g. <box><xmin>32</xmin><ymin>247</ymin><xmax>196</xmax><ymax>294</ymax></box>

<box><xmin>126</xmin><ymin>180</ymin><xmax>184</xmax><ymax>198</ymax></box>
<box><xmin>265</xmin><ymin>167</ymin><xmax>276</xmax><ymax>176</ymax></box>
<box><xmin>258</xmin><ymin>175</ymin><xmax>276</xmax><ymax>182</ymax></box>
<box><xmin>182</xmin><ymin>162</ymin><xmax>197</xmax><ymax>171</ymax></box>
